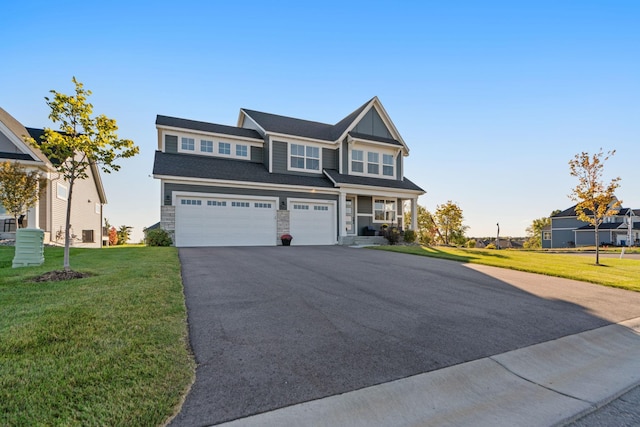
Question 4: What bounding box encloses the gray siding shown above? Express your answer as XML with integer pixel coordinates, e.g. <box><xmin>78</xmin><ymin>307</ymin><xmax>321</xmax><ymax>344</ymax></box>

<box><xmin>164</xmin><ymin>183</ymin><xmax>338</xmax><ymax>209</ymax></box>
<box><xmin>353</xmin><ymin>108</ymin><xmax>392</xmax><ymax>139</ymax></box>
<box><xmin>250</xmin><ymin>146</ymin><xmax>263</xmax><ymax>163</ymax></box>
<box><xmin>342</xmin><ymin>140</ymin><xmax>349</xmax><ymax>173</ymax></box>
<box><xmin>165</xmin><ymin>135</ymin><xmax>178</xmax><ymax>153</ymax></box>
<box><xmin>272</xmin><ymin>140</ymin><xmax>287</xmax><ymax>173</ymax></box>
<box><xmin>322</xmin><ymin>147</ymin><xmax>338</xmax><ymax>170</ymax></box>
<box><xmin>0</xmin><ymin>131</ymin><xmax>20</xmax><ymax>152</ymax></box>
<box><xmin>357</xmin><ymin>196</ymin><xmax>372</xmax><ymax>214</ymax></box>
<box><xmin>551</xmin><ymin>229</ymin><xmax>575</xmax><ymax>248</ymax></box>
<box><xmin>263</xmin><ymin>136</ymin><xmax>270</xmax><ymax>169</ymax></box>
<box><xmin>576</xmin><ymin>230</ymin><xmax>613</xmax><ymax>247</ymax></box>
<box><xmin>396</xmin><ymin>154</ymin><xmax>403</xmax><ymax>181</ymax></box>
<box><xmin>553</xmin><ymin>217</ymin><xmax>586</xmax><ymax>229</ymax></box>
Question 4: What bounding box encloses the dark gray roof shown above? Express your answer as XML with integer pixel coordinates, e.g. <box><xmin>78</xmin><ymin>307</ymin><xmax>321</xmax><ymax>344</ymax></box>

<box><xmin>153</xmin><ymin>151</ymin><xmax>334</xmax><ymax>188</ymax></box>
<box><xmin>240</xmin><ymin>109</ymin><xmax>336</xmax><ymax>141</ymax></box>
<box><xmin>552</xmin><ymin>204</ymin><xmax>634</xmax><ymax>218</ymax></box>
<box><xmin>323</xmin><ymin>169</ymin><xmax>424</xmax><ymax>192</ymax></box>
<box><xmin>0</xmin><ymin>151</ymin><xmax>35</xmax><ymax>161</ymax></box>
<box><xmin>241</xmin><ymin>98</ymin><xmax>375</xmax><ymax>142</ymax></box>
<box><xmin>348</xmin><ymin>131</ymin><xmax>403</xmax><ymax>147</ymax></box>
<box><xmin>156</xmin><ymin>115</ymin><xmax>263</xmax><ymax>140</ymax></box>
<box><xmin>576</xmin><ymin>223</ymin><xmax>640</xmax><ymax>231</ymax></box>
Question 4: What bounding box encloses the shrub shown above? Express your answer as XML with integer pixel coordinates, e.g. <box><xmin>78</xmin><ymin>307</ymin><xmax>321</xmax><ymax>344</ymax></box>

<box><xmin>467</xmin><ymin>239</ymin><xmax>476</xmax><ymax>248</ymax></box>
<box><xmin>485</xmin><ymin>243</ymin><xmax>496</xmax><ymax>250</ymax></box>
<box><xmin>145</xmin><ymin>228</ymin><xmax>173</xmax><ymax>247</ymax></box>
<box><xmin>403</xmin><ymin>229</ymin><xmax>416</xmax><ymax>243</ymax></box>
<box><xmin>383</xmin><ymin>227</ymin><xmax>400</xmax><ymax>245</ymax></box>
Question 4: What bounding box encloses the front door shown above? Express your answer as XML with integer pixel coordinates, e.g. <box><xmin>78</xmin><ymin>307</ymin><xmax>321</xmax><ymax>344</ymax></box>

<box><xmin>345</xmin><ymin>197</ymin><xmax>355</xmax><ymax>235</ymax></box>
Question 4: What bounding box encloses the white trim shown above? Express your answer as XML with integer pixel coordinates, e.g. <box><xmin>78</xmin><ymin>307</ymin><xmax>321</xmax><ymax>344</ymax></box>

<box><xmin>0</xmin><ymin>121</ymin><xmax>49</xmax><ymax>165</ymax></box>
<box><xmin>157</xmin><ymin>125</ymin><xmax>264</xmax><ymax>144</ymax></box>
<box><xmin>347</xmin><ymin>143</ymin><xmax>399</xmax><ymax>180</ymax></box>
<box><xmin>287</xmin><ymin>141</ymin><xmax>323</xmax><ymax>174</ymax></box>
<box><xmin>237</xmin><ymin>110</ymin><xmax>268</xmax><ymax>135</ymax></box>
<box><xmin>372</xmin><ymin>198</ymin><xmax>398</xmax><ymax>223</ymax></box>
<box><xmin>267</xmin><ymin>131</ymin><xmax>336</xmax><ymax>146</ymax></box>
<box><xmin>169</xmin><ymin>130</ymin><xmax>260</xmax><ymax>160</ymax></box>
<box><xmin>157</xmin><ymin>175</ymin><xmax>341</xmax><ymax>195</ymax></box>
<box><xmin>287</xmin><ymin>197</ymin><xmax>338</xmax><ymax>245</ymax></box>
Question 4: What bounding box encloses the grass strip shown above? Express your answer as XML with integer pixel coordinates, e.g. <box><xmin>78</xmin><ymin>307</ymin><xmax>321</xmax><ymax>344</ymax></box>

<box><xmin>371</xmin><ymin>246</ymin><xmax>640</xmax><ymax>291</ymax></box>
<box><xmin>0</xmin><ymin>246</ymin><xmax>194</xmax><ymax>426</ymax></box>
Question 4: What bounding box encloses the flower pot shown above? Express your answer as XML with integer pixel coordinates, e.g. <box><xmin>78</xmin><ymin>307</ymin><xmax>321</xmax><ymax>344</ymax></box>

<box><xmin>281</xmin><ymin>239</ymin><xmax>291</xmax><ymax>246</ymax></box>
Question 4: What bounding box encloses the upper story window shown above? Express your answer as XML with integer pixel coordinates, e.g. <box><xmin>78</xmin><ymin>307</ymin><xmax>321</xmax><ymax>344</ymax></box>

<box><xmin>350</xmin><ymin>147</ymin><xmax>396</xmax><ymax>179</ymax></box>
<box><xmin>236</xmin><ymin>144</ymin><xmax>248</xmax><ymax>157</ymax></box>
<box><xmin>201</xmin><ymin>140</ymin><xmax>213</xmax><ymax>153</ymax></box>
<box><xmin>181</xmin><ymin>137</ymin><xmax>195</xmax><ymax>151</ymax></box>
<box><xmin>352</xmin><ymin>150</ymin><xmax>364</xmax><ymax>172</ymax></box>
<box><xmin>367</xmin><ymin>152</ymin><xmax>379</xmax><ymax>174</ymax></box>
<box><xmin>383</xmin><ymin>154</ymin><xmax>394</xmax><ymax>176</ymax></box>
<box><xmin>290</xmin><ymin>144</ymin><xmax>320</xmax><ymax>171</ymax></box>
<box><xmin>57</xmin><ymin>183</ymin><xmax>68</xmax><ymax>201</ymax></box>
<box><xmin>219</xmin><ymin>142</ymin><xmax>231</xmax><ymax>155</ymax></box>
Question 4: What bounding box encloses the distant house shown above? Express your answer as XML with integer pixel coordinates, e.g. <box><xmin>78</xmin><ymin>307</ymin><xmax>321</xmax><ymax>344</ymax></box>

<box><xmin>0</xmin><ymin>107</ymin><xmax>107</xmax><ymax>247</ymax></box>
<box><xmin>542</xmin><ymin>203</ymin><xmax>640</xmax><ymax>248</ymax></box>
<box><xmin>152</xmin><ymin>97</ymin><xmax>425</xmax><ymax>247</ymax></box>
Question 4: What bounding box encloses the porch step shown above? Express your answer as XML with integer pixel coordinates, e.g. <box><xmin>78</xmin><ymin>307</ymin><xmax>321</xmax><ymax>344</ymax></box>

<box><xmin>352</xmin><ymin>236</ymin><xmax>387</xmax><ymax>246</ymax></box>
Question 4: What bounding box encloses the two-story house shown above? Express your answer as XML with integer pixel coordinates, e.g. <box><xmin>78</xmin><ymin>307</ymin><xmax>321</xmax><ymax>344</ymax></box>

<box><xmin>152</xmin><ymin>97</ymin><xmax>425</xmax><ymax>247</ymax></box>
<box><xmin>542</xmin><ymin>202</ymin><xmax>640</xmax><ymax>248</ymax></box>
<box><xmin>0</xmin><ymin>107</ymin><xmax>107</xmax><ymax>247</ymax></box>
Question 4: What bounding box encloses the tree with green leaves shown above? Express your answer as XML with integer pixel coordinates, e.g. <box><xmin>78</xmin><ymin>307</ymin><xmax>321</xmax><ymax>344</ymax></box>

<box><xmin>568</xmin><ymin>149</ymin><xmax>621</xmax><ymax>265</ymax></box>
<box><xmin>524</xmin><ymin>209</ymin><xmax>561</xmax><ymax>249</ymax></box>
<box><xmin>116</xmin><ymin>225</ymin><xmax>133</xmax><ymax>245</ymax></box>
<box><xmin>434</xmin><ymin>201</ymin><xmax>467</xmax><ymax>245</ymax></box>
<box><xmin>0</xmin><ymin>161</ymin><xmax>45</xmax><ymax>227</ymax></box>
<box><xmin>26</xmin><ymin>77</ymin><xmax>139</xmax><ymax>270</ymax></box>
<box><xmin>403</xmin><ymin>204</ymin><xmax>440</xmax><ymax>245</ymax></box>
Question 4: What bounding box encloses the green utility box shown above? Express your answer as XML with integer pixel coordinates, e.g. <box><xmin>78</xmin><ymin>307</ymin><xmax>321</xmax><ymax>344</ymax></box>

<box><xmin>12</xmin><ymin>228</ymin><xmax>45</xmax><ymax>268</ymax></box>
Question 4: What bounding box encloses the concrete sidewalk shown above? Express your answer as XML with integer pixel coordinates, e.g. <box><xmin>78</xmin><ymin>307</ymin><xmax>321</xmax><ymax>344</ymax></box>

<box><xmin>221</xmin><ymin>317</ymin><xmax>640</xmax><ymax>427</ymax></box>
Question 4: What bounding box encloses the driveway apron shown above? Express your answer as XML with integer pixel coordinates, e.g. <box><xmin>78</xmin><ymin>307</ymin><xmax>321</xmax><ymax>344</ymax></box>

<box><xmin>169</xmin><ymin>246</ymin><xmax>640</xmax><ymax>426</ymax></box>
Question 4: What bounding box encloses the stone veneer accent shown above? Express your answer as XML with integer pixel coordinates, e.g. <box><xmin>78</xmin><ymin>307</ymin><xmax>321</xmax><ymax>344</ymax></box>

<box><xmin>277</xmin><ymin>210</ymin><xmax>290</xmax><ymax>245</ymax></box>
<box><xmin>160</xmin><ymin>205</ymin><xmax>176</xmax><ymax>245</ymax></box>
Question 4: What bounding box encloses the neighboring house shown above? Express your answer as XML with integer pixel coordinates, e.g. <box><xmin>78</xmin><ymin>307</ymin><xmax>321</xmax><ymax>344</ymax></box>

<box><xmin>152</xmin><ymin>97</ymin><xmax>425</xmax><ymax>247</ymax></box>
<box><xmin>0</xmin><ymin>107</ymin><xmax>107</xmax><ymax>247</ymax></box>
<box><xmin>542</xmin><ymin>203</ymin><xmax>640</xmax><ymax>248</ymax></box>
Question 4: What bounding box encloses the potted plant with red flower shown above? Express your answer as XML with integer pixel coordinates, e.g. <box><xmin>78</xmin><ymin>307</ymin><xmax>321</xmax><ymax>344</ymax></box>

<box><xmin>281</xmin><ymin>233</ymin><xmax>293</xmax><ymax>246</ymax></box>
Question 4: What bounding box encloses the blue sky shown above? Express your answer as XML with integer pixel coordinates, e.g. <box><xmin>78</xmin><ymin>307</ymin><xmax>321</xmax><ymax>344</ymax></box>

<box><xmin>2</xmin><ymin>1</ymin><xmax>638</xmax><ymax>241</ymax></box>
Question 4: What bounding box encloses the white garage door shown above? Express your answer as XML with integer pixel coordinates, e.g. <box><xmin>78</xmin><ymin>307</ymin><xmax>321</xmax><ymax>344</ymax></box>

<box><xmin>175</xmin><ymin>195</ymin><xmax>276</xmax><ymax>247</ymax></box>
<box><xmin>289</xmin><ymin>200</ymin><xmax>335</xmax><ymax>245</ymax></box>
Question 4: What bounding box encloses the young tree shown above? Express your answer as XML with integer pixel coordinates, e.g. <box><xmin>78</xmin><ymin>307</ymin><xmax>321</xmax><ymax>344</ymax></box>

<box><xmin>403</xmin><ymin>204</ymin><xmax>440</xmax><ymax>245</ymax></box>
<box><xmin>569</xmin><ymin>149</ymin><xmax>621</xmax><ymax>265</ymax></box>
<box><xmin>0</xmin><ymin>161</ymin><xmax>45</xmax><ymax>227</ymax></box>
<box><xmin>108</xmin><ymin>226</ymin><xmax>118</xmax><ymax>246</ymax></box>
<box><xmin>116</xmin><ymin>225</ymin><xmax>133</xmax><ymax>245</ymax></box>
<box><xmin>26</xmin><ymin>77</ymin><xmax>139</xmax><ymax>270</ymax></box>
<box><xmin>434</xmin><ymin>201</ymin><xmax>467</xmax><ymax>245</ymax></box>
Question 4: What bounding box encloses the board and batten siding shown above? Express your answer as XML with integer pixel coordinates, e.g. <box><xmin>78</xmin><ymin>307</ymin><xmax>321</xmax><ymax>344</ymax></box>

<box><xmin>322</xmin><ymin>148</ymin><xmax>338</xmax><ymax>170</ymax></box>
<box><xmin>165</xmin><ymin>135</ymin><xmax>178</xmax><ymax>153</ymax></box>
<box><xmin>272</xmin><ymin>140</ymin><xmax>288</xmax><ymax>173</ymax></box>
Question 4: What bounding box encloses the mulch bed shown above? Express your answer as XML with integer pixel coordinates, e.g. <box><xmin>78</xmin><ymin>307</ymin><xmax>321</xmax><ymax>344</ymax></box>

<box><xmin>32</xmin><ymin>270</ymin><xmax>91</xmax><ymax>282</ymax></box>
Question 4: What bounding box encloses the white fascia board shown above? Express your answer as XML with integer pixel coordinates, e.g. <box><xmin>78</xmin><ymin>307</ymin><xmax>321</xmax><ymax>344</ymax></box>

<box><xmin>154</xmin><ymin>175</ymin><xmax>341</xmax><ymax>195</ymax></box>
<box><xmin>334</xmin><ymin>183</ymin><xmax>424</xmax><ymax>198</ymax></box>
<box><xmin>267</xmin><ymin>131</ymin><xmax>337</xmax><ymax>146</ymax></box>
<box><xmin>237</xmin><ymin>110</ymin><xmax>267</xmax><ymax>135</ymax></box>
<box><xmin>347</xmin><ymin>135</ymin><xmax>406</xmax><ymax>154</ymax></box>
<box><xmin>157</xmin><ymin>125</ymin><xmax>264</xmax><ymax>144</ymax></box>
<box><xmin>0</xmin><ymin>123</ymin><xmax>53</xmax><ymax>167</ymax></box>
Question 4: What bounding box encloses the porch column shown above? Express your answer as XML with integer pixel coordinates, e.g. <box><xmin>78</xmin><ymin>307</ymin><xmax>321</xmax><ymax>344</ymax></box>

<box><xmin>339</xmin><ymin>191</ymin><xmax>347</xmax><ymax>238</ymax></box>
<box><xmin>26</xmin><ymin>203</ymin><xmax>39</xmax><ymax>229</ymax></box>
<box><xmin>411</xmin><ymin>198</ymin><xmax>418</xmax><ymax>230</ymax></box>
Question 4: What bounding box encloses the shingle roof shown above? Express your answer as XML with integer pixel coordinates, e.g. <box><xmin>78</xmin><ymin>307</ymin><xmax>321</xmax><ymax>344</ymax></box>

<box><xmin>156</xmin><ymin>115</ymin><xmax>263</xmax><ymax>140</ymax></box>
<box><xmin>153</xmin><ymin>151</ymin><xmax>334</xmax><ymax>188</ymax></box>
<box><xmin>241</xmin><ymin>98</ymin><xmax>375</xmax><ymax>142</ymax></box>
<box><xmin>576</xmin><ymin>223</ymin><xmax>640</xmax><ymax>231</ymax></box>
<box><xmin>348</xmin><ymin>131</ymin><xmax>403</xmax><ymax>147</ymax></box>
<box><xmin>323</xmin><ymin>169</ymin><xmax>424</xmax><ymax>192</ymax></box>
<box><xmin>0</xmin><ymin>151</ymin><xmax>35</xmax><ymax>161</ymax></box>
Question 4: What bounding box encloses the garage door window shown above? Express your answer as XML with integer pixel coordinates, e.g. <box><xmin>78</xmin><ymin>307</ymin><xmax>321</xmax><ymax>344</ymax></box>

<box><xmin>207</xmin><ymin>200</ymin><xmax>227</xmax><ymax>207</ymax></box>
<box><xmin>254</xmin><ymin>202</ymin><xmax>272</xmax><ymax>208</ymax></box>
<box><xmin>314</xmin><ymin>205</ymin><xmax>328</xmax><ymax>211</ymax></box>
<box><xmin>232</xmin><ymin>201</ymin><xmax>250</xmax><ymax>207</ymax></box>
<box><xmin>293</xmin><ymin>204</ymin><xmax>309</xmax><ymax>210</ymax></box>
<box><xmin>181</xmin><ymin>199</ymin><xmax>202</xmax><ymax>206</ymax></box>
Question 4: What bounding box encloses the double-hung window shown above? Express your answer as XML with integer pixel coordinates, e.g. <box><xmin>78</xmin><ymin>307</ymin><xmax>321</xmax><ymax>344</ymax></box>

<box><xmin>181</xmin><ymin>137</ymin><xmax>195</xmax><ymax>151</ymax></box>
<box><xmin>383</xmin><ymin>154</ymin><xmax>394</xmax><ymax>177</ymax></box>
<box><xmin>352</xmin><ymin>150</ymin><xmax>364</xmax><ymax>173</ymax></box>
<box><xmin>367</xmin><ymin>152</ymin><xmax>379</xmax><ymax>174</ymax></box>
<box><xmin>236</xmin><ymin>144</ymin><xmax>248</xmax><ymax>157</ymax></box>
<box><xmin>374</xmin><ymin>199</ymin><xmax>396</xmax><ymax>222</ymax></box>
<box><xmin>290</xmin><ymin>144</ymin><xmax>320</xmax><ymax>171</ymax></box>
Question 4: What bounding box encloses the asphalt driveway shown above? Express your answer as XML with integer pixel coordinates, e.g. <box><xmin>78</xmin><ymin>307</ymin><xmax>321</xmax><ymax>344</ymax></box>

<box><xmin>170</xmin><ymin>246</ymin><xmax>640</xmax><ymax>426</ymax></box>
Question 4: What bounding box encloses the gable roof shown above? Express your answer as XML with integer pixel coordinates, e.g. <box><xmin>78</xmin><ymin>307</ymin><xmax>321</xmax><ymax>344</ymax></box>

<box><xmin>0</xmin><ymin>107</ymin><xmax>50</xmax><ymax>165</ymax></box>
<box><xmin>156</xmin><ymin>115</ymin><xmax>263</xmax><ymax>140</ymax></box>
<box><xmin>323</xmin><ymin>169</ymin><xmax>424</xmax><ymax>192</ymax></box>
<box><xmin>238</xmin><ymin>97</ymin><xmax>409</xmax><ymax>152</ymax></box>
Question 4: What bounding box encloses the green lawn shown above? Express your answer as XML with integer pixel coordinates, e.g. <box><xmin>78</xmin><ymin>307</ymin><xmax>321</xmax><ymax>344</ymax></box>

<box><xmin>372</xmin><ymin>246</ymin><xmax>640</xmax><ymax>291</ymax></box>
<box><xmin>0</xmin><ymin>246</ymin><xmax>194</xmax><ymax>426</ymax></box>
